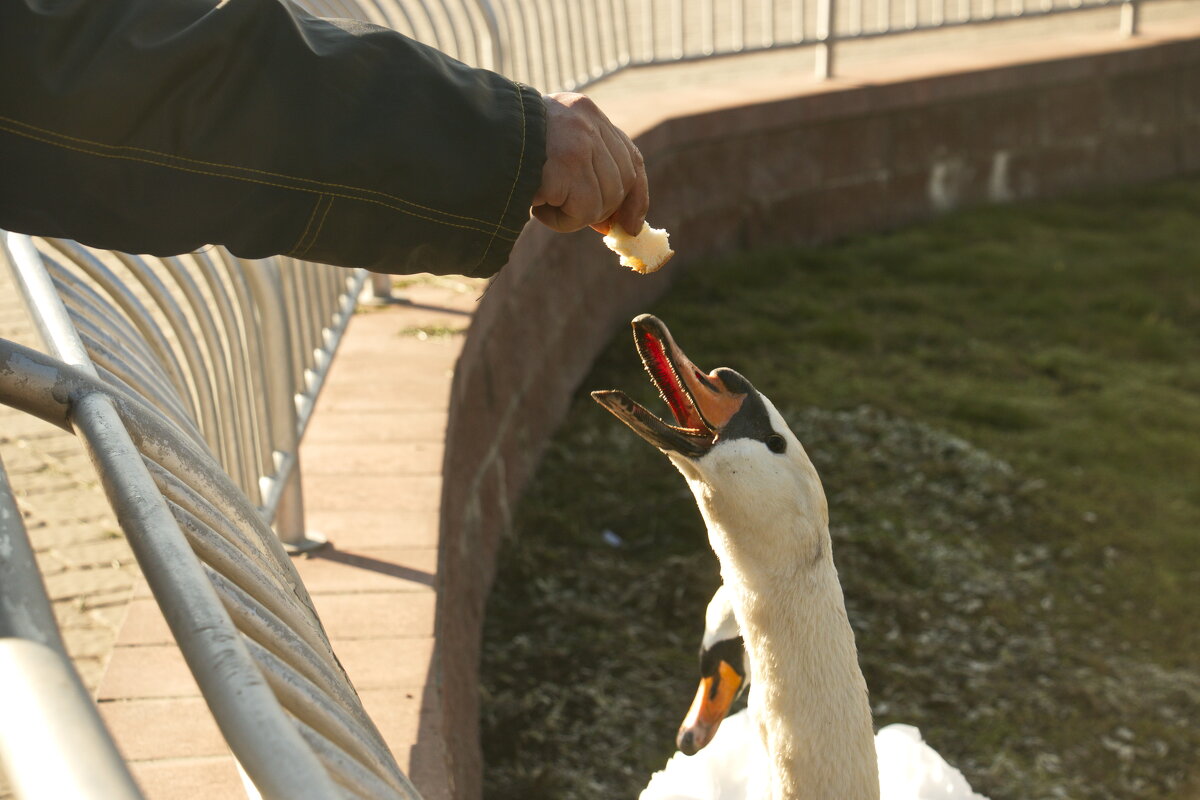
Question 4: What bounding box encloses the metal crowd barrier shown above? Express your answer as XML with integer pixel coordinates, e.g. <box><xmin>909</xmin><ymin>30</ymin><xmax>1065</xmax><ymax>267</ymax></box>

<box><xmin>1</xmin><ymin>234</ymin><xmax>362</xmax><ymax>553</ymax></box>
<box><xmin>0</xmin><ymin>231</ymin><xmax>417</xmax><ymax>799</ymax></box>
<box><xmin>480</xmin><ymin>0</ymin><xmax>1149</xmax><ymax>88</ymax></box>
<box><xmin>296</xmin><ymin>0</ymin><xmax>1153</xmax><ymax>92</ymax></box>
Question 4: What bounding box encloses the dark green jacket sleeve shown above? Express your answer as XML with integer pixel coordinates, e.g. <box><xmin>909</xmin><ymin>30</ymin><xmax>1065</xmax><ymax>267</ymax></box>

<box><xmin>0</xmin><ymin>0</ymin><xmax>546</xmax><ymax>276</ymax></box>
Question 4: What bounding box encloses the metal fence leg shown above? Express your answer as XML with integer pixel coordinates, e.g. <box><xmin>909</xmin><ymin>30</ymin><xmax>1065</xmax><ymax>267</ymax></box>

<box><xmin>273</xmin><ymin>458</ymin><xmax>326</xmax><ymax>555</ymax></box>
<box><xmin>360</xmin><ymin>272</ymin><xmax>398</xmax><ymax>306</ymax></box>
<box><xmin>1120</xmin><ymin>0</ymin><xmax>1139</xmax><ymax>35</ymax></box>
<box><xmin>815</xmin><ymin>0</ymin><xmax>837</xmax><ymax>79</ymax></box>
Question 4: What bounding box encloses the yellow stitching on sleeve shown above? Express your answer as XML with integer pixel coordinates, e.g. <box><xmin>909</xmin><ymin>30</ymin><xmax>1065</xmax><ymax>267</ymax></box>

<box><xmin>473</xmin><ymin>80</ymin><xmax>528</xmax><ymax>271</ymax></box>
<box><xmin>297</xmin><ymin>196</ymin><xmax>335</xmax><ymax>258</ymax></box>
<box><xmin>291</xmin><ymin>195</ymin><xmax>325</xmax><ymax>256</ymax></box>
<box><xmin>0</xmin><ymin>120</ymin><xmax>519</xmax><ymax>242</ymax></box>
<box><xmin>0</xmin><ymin>114</ymin><xmax>526</xmax><ymax>236</ymax></box>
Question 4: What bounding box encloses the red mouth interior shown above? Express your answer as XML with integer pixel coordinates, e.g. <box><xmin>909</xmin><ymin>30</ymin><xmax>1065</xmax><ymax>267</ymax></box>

<box><xmin>639</xmin><ymin>330</ymin><xmax>706</xmax><ymax>432</ymax></box>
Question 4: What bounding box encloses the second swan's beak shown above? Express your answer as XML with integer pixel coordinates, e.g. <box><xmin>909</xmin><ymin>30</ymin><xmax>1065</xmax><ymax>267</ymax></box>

<box><xmin>675</xmin><ymin>659</ymin><xmax>745</xmax><ymax>755</ymax></box>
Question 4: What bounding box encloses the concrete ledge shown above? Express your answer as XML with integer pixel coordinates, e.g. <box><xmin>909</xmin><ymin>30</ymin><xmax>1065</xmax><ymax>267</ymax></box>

<box><xmin>437</xmin><ymin>30</ymin><xmax>1200</xmax><ymax>800</ymax></box>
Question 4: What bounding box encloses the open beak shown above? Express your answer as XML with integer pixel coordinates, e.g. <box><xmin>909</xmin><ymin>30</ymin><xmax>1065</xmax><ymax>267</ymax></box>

<box><xmin>591</xmin><ymin>315</ymin><xmax>746</xmax><ymax>457</ymax></box>
<box><xmin>675</xmin><ymin>659</ymin><xmax>745</xmax><ymax>755</ymax></box>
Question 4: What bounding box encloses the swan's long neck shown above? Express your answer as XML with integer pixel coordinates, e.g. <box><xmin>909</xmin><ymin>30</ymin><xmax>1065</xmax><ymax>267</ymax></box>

<box><xmin>705</xmin><ymin>515</ymin><xmax>879</xmax><ymax>800</ymax></box>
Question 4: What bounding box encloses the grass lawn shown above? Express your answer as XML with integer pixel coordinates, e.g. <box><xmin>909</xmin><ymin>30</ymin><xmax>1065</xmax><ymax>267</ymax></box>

<box><xmin>480</xmin><ymin>178</ymin><xmax>1200</xmax><ymax>800</ymax></box>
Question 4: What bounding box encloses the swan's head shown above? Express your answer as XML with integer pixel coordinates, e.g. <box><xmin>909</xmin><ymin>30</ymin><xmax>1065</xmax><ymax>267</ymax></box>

<box><xmin>592</xmin><ymin>314</ymin><xmax>828</xmax><ymax>568</ymax></box>
<box><xmin>676</xmin><ymin>585</ymin><xmax>749</xmax><ymax>755</ymax></box>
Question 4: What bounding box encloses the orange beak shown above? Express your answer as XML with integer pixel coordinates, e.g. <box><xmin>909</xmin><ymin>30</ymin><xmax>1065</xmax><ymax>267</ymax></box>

<box><xmin>592</xmin><ymin>315</ymin><xmax>746</xmax><ymax>458</ymax></box>
<box><xmin>675</xmin><ymin>660</ymin><xmax>745</xmax><ymax>756</ymax></box>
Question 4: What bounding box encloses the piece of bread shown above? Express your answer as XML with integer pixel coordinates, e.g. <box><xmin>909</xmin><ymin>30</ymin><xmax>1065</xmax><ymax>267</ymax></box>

<box><xmin>603</xmin><ymin>222</ymin><xmax>674</xmax><ymax>274</ymax></box>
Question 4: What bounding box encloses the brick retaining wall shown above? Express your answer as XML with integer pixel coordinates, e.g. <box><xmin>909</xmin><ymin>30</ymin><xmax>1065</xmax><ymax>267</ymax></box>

<box><xmin>437</xmin><ymin>34</ymin><xmax>1200</xmax><ymax>799</ymax></box>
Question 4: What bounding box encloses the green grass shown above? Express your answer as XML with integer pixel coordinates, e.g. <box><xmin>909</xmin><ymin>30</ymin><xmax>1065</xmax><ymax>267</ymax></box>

<box><xmin>480</xmin><ymin>179</ymin><xmax>1200</xmax><ymax>800</ymax></box>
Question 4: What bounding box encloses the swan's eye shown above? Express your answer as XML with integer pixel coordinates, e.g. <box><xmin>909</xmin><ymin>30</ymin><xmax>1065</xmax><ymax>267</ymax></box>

<box><xmin>766</xmin><ymin>433</ymin><xmax>787</xmax><ymax>454</ymax></box>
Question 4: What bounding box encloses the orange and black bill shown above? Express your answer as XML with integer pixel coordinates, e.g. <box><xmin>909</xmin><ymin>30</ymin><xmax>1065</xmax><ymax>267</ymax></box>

<box><xmin>675</xmin><ymin>656</ymin><xmax>746</xmax><ymax>756</ymax></box>
<box><xmin>591</xmin><ymin>315</ymin><xmax>745</xmax><ymax>457</ymax></box>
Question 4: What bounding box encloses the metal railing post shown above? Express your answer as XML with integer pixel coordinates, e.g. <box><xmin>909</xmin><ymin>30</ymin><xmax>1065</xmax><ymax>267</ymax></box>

<box><xmin>1120</xmin><ymin>0</ymin><xmax>1139</xmax><ymax>35</ymax></box>
<box><xmin>470</xmin><ymin>0</ymin><xmax>504</xmax><ymax>70</ymax></box>
<box><xmin>815</xmin><ymin>0</ymin><xmax>837</xmax><ymax>78</ymax></box>
<box><xmin>241</xmin><ymin>260</ymin><xmax>327</xmax><ymax>554</ymax></box>
<box><xmin>0</xmin><ymin>456</ymin><xmax>69</xmax><ymax>657</ymax></box>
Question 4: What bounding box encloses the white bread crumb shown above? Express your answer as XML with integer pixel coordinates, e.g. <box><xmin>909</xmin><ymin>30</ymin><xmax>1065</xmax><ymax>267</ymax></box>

<box><xmin>602</xmin><ymin>222</ymin><xmax>674</xmax><ymax>274</ymax></box>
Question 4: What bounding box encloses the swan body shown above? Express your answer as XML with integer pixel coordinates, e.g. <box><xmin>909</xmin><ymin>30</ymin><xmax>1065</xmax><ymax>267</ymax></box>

<box><xmin>642</xmin><ymin>713</ymin><xmax>987</xmax><ymax>800</ymax></box>
<box><xmin>594</xmin><ymin>315</ymin><xmax>987</xmax><ymax>800</ymax></box>
<box><xmin>645</xmin><ymin>589</ymin><xmax>987</xmax><ymax>800</ymax></box>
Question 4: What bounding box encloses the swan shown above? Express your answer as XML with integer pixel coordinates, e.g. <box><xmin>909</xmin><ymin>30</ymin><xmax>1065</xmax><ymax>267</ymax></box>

<box><xmin>592</xmin><ymin>314</ymin><xmax>988</xmax><ymax>800</ymax></box>
<box><xmin>644</xmin><ymin>588</ymin><xmax>988</xmax><ymax>800</ymax></box>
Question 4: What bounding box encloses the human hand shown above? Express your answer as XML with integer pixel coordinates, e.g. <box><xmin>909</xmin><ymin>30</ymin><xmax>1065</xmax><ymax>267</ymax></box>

<box><xmin>532</xmin><ymin>92</ymin><xmax>649</xmax><ymax>235</ymax></box>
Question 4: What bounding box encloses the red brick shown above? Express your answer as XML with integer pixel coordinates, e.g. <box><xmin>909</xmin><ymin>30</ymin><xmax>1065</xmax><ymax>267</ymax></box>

<box><xmin>301</xmin><ymin>474</ymin><xmax>442</xmax><ymax>513</ymax></box>
<box><xmin>128</xmin><ymin>755</ymin><xmax>243</xmax><ymax>800</ymax></box>
<box><xmin>99</xmin><ymin>698</ymin><xmax>226</xmax><ymax>761</ymax></box>
<box><xmin>311</xmin><ymin>591</ymin><xmax>436</xmax><ymax>640</ymax></box>
<box><xmin>299</xmin><ymin>441</ymin><xmax>444</xmax><ymax>476</ymax></box>
<box><xmin>116</xmin><ymin>598</ymin><xmax>173</xmax><ymax>646</ymax></box>
<box><xmin>294</xmin><ymin>546</ymin><xmax>437</xmax><ymax>594</ymax></box>
<box><xmin>330</xmin><ymin>636</ymin><xmax>436</xmax><ymax>689</ymax></box>
<box><xmin>98</xmin><ymin>645</ymin><xmax>198</xmax><ymax>701</ymax></box>
<box><xmin>301</xmin><ymin>508</ymin><xmax>440</xmax><ymax>550</ymax></box>
<box><xmin>299</xmin><ymin>409</ymin><xmax>449</xmax><ymax>445</ymax></box>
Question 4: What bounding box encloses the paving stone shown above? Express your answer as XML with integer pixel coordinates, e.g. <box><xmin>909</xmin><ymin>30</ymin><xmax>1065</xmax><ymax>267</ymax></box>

<box><xmin>111</xmin><ymin>599</ymin><xmax>173</xmax><ymax>646</ymax></box>
<box><xmin>358</xmin><ymin>686</ymin><xmax>440</xmax><ymax>765</ymax></box>
<box><xmin>127</xmin><ymin>755</ymin><xmax>243</xmax><ymax>800</ymax></box>
<box><xmin>299</xmin><ymin>441</ymin><xmax>445</xmax><ymax>476</ymax></box>
<box><xmin>47</xmin><ymin>537</ymin><xmax>138</xmax><ymax>569</ymax></box>
<box><xmin>302</xmin><ymin>474</ymin><xmax>443</xmax><ymax>513</ymax></box>
<box><xmin>97</xmin><ymin>645</ymin><xmax>200</xmax><ymax>701</ymax></box>
<box><xmin>301</xmin><ymin>508</ymin><xmax>441</xmax><ymax>550</ymax></box>
<box><xmin>42</xmin><ymin>565</ymin><xmax>136</xmax><ymax>601</ymax></box>
<box><xmin>328</xmin><ymin>637</ymin><xmax>436</xmax><ymax>689</ymax></box>
<box><xmin>295</xmin><ymin>546</ymin><xmax>438</xmax><ymax>594</ymax></box>
<box><xmin>25</xmin><ymin>522</ymin><xmax>123</xmax><ymax>550</ymax></box>
<box><xmin>41</xmin><ymin>564</ymin><xmax>137</xmax><ymax>602</ymax></box>
<box><xmin>73</xmin><ymin>658</ymin><xmax>108</xmax><ymax>696</ymax></box>
<box><xmin>58</xmin><ymin>626</ymin><xmax>122</xmax><ymax>659</ymax></box>
<box><xmin>310</xmin><ymin>592</ymin><xmax>436</xmax><ymax>640</ymax></box>
<box><xmin>98</xmin><ymin>698</ymin><xmax>227</xmax><ymax>761</ymax></box>
<box><xmin>299</xmin><ymin>409</ymin><xmax>449</xmax><ymax>445</ymax></box>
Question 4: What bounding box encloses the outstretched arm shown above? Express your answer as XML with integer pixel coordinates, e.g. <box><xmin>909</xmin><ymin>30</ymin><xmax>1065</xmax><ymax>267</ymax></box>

<box><xmin>1</xmin><ymin>0</ymin><xmax>548</xmax><ymax>276</ymax></box>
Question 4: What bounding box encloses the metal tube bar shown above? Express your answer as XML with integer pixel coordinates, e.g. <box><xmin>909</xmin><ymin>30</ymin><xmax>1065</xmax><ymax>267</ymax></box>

<box><xmin>111</xmin><ymin>252</ymin><xmax>220</xmax><ymax>451</ymax></box>
<box><xmin>731</xmin><ymin>0</ymin><xmax>746</xmax><ymax>51</ymax></box>
<box><xmin>239</xmin><ymin>259</ymin><xmax>318</xmax><ymax>548</ymax></box>
<box><xmin>186</xmin><ymin>253</ymin><xmax>256</xmax><ymax>498</ymax></box>
<box><xmin>47</xmin><ymin>271</ymin><xmax>188</xmax><ymax>423</ymax></box>
<box><xmin>792</xmin><ymin>0</ymin><xmax>805</xmax><ymax>42</ymax></box>
<box><xmin>217</xmin><ymin>253</ymin><xmax>276</xmax><ymax>481</ymax></box>
<box><xmin>0</xmin><ymin>639</ymin><xmax>143</xmax><ymax>800</ymax></box>
<box><xmin>815</xmin><ymin>0</ymin><xmax>835</xmax><ymax>76</ymax></box>
<box><xmin>0</xmin><ymin>456</ymin><xmax>69</xmax><ymax>657</ymax></box>
<box><xmin>72</xmin><ymin>389</ymin><xmax>343</xmax><ymax>800</ymax></box>
<box><xmin>46</xmin><ymin>241</ymin><xmax>190</xmax><ymax>404</ymax></box>
<box><xmin>1</xmin><ymin>233</ymin><xmax>97</xmax><ymax>377</ymax></box>
<box><xmin>1121</xmin><ymin>0</ymin><xmax>1138</xmax><ymax>33</ymax></box>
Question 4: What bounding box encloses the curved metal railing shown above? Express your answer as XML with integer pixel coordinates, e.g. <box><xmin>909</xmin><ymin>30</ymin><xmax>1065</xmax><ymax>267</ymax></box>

<box><xmin>295</xmin><ymin>0</ymin><xmax>1150</xmax><ymax>91</ymax></box>
<box><xmin>485</xmin><ymin>0</ymin><xmax>1146</xmax><ymax>88</ymax></box>
<box><xmin>2</xmin><ymin>234</ymin><xmax>362</xmax><ymax>553</ymax></box>
<box><xmin>0</xmin><ymin>321</ymin><xmax>417</xmax><ymax>798</ymax></box>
